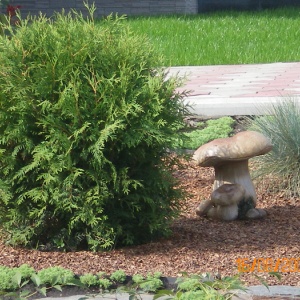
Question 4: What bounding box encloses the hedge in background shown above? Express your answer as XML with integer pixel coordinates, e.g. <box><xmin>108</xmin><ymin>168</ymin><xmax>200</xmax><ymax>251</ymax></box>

<box><xmin>0</xmin><ymin>5</ymin><xmax>186</xmax><ymax>251</ymax></box>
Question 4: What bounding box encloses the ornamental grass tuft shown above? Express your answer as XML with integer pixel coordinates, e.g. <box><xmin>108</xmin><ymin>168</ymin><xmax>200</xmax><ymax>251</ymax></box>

<box><xmin>249</xmin><ymin>99</ymin><xmax>300</xmax><ymax>196</ymax></box>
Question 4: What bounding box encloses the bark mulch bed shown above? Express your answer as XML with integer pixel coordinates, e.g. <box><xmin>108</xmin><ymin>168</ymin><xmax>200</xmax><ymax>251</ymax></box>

<box><xmin>0</xmin><ymin>155</ymin><xmax>299</xmax><ymax>298</ymax></box>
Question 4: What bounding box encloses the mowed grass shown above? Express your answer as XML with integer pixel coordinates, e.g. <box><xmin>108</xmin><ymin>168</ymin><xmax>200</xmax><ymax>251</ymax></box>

<box><xmin>124</xmin><ymin>8</ymin><xmax>300</xmax><ymax>66</ymax></box>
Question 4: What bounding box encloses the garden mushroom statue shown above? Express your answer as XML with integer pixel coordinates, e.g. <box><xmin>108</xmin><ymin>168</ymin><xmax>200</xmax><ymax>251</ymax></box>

<box><xmin>193</xmin><ymin>131</ymin><xmax>272</xmax><ymax>221</ymax></box>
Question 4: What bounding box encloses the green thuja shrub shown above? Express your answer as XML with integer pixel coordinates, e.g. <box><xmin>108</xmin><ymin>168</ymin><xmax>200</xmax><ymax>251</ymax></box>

<box><xmin>249</xmin><ymin>99</ymin><xmax>300</xmax><ymax>196</ymax></box>
<box><xmin>0</xmin><ymin>4</ymin><xmax>186</xmax><ymax>251</ymax></box>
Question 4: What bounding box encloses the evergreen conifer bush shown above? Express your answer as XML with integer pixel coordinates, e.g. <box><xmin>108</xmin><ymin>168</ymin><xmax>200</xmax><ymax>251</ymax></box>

<box><xmin>0</xmin><ymin>4</ymin><xmax>186</xmax><ymax>251</ymax></box>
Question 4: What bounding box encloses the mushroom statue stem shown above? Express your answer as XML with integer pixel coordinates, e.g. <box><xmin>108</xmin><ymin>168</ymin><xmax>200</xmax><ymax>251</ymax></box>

<box><xmin>214</xmin><ymin>160</ymin><xmax>257</xmax><ymax>205</ymax></box>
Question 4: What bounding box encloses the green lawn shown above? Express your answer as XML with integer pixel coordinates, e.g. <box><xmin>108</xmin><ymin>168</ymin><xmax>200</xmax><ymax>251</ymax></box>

<box><xmin>125</xmin><ymin>8</ymin><xmax>300</xmax><ymax>66</ymax></box>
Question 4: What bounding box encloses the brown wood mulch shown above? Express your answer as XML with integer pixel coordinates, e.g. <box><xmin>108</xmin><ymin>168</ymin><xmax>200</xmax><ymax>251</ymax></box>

<box><xmin>0</xmin><ymin>157</ymin><xmax>299</xmax><ymax>294</ymax></box>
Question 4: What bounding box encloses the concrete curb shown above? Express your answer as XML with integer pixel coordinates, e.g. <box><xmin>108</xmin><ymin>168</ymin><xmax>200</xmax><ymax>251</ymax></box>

<box><xmin>33</xmin><ymin>285</ymin><xmax>300</xmax><ymax>300</ymax></box>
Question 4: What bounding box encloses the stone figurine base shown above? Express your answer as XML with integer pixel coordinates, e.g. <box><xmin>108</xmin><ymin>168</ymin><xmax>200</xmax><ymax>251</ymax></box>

<box><xmin>196</xmin><ymin>199</ymin><xmax>267</xmax><ymax>221</ymax></box>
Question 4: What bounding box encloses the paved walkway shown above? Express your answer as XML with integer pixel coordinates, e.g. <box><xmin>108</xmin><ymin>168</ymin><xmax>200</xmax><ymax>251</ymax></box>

<box><xmin>168</xmin><ymin>62</ymin><xmax>300</xmax><ymax>116</ymax></box>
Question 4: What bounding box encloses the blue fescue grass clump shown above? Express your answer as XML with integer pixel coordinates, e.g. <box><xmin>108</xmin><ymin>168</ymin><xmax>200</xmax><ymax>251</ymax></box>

<box><xmin>249</xmin><ymin>99</ymin><xmax>300</xmax><ymax>196</ymax></box>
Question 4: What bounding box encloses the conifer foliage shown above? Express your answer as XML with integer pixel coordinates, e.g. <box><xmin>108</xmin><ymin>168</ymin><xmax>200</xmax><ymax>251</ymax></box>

<box><xmin>0</xmin><ymin>5</ymin><xmax>186</xmax><ymax>250</ymax></box>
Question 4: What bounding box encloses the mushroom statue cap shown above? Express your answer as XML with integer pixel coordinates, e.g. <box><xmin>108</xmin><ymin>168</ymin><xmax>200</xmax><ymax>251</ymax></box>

<box><xmin>193</xmin><ymin>131</ymin><xmax>272</xmax><ymax>167</ymax></box>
